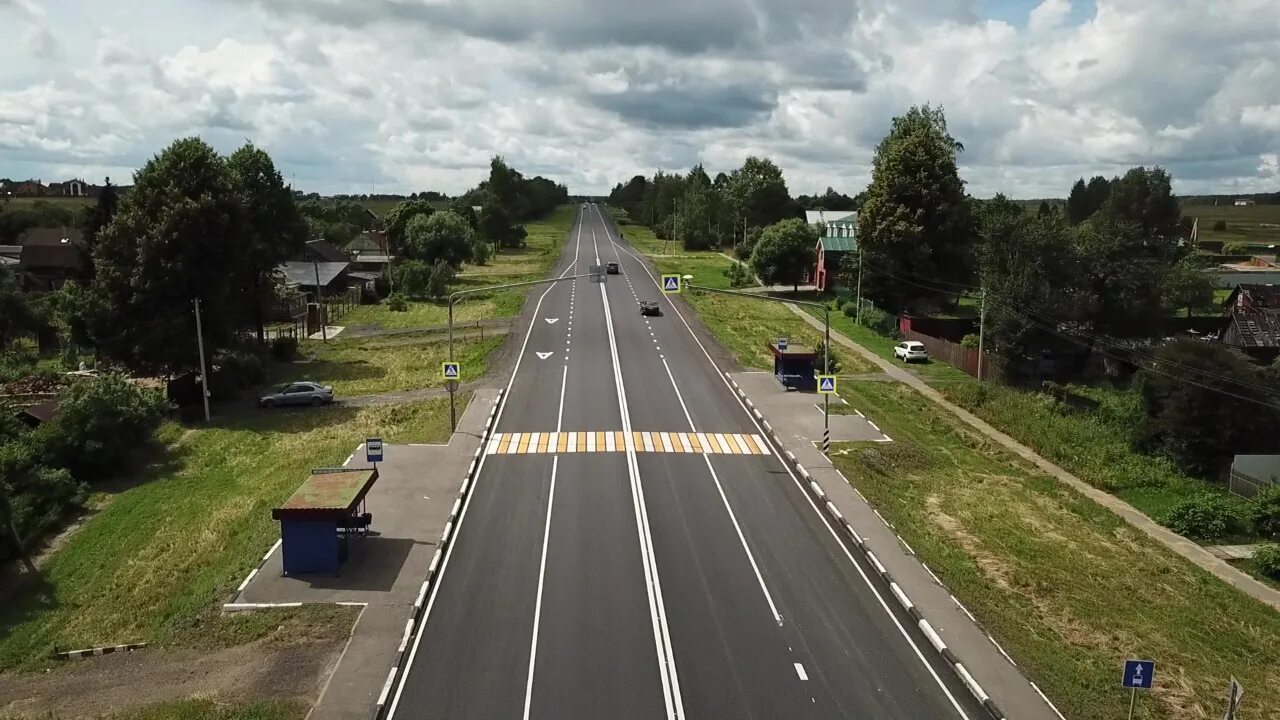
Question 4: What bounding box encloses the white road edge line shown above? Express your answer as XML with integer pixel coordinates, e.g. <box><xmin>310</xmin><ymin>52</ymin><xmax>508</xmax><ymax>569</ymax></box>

<box><xmin>386</xmin><ymin>201</ymin><xmax>585</xmax><ymax>720</ymax></box>
<box><xmin>605</xmin><ymin>214</ymin><xmax>974</xmax><ymax>720</ymax></box>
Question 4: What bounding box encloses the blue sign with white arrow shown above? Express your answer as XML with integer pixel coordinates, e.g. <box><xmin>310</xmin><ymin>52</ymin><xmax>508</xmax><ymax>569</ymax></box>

<box><xmin>1122</xmin><ymin>659</ymin><xmax>1154</xmax><ymax>690</ymax></box>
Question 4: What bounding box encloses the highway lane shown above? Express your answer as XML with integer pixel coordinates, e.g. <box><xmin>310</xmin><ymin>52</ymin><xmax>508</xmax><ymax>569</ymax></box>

<box><xmin>391</xmin><ymin>204</ymin><xmax>991</xmax><ymax>719</ymax></box>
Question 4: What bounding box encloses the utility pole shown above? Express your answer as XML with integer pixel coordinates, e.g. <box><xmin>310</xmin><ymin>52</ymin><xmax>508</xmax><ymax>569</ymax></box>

<box><xmin>976</xmin><ymin>286</ymin><xmax>987</xmax><ymax>381</ymax></box>
<box><xmin>313</xmin><ymin>259</ymin><xmax>327</xmax><ymax>342</ymax></box>
<box><xmin>193</xmin><ymin>298</ymin><xmax>211</xmax><ymax>423</ymax></box>
<box><xmin>854</xmin><ymin>249</ymin><xmax>864</xmax><ymax>325</ymax></box>
<box><xmin>823</xmin><ymin>304</ymin><xmax>831</xmax><ymax>456</ymax></box>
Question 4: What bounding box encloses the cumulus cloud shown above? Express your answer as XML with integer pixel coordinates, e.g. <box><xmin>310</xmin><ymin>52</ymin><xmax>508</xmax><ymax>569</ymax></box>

<box><xmin>0</xmin><ymin>0</ymin><xmax>1278</xmax><ymax>197</ymax></box>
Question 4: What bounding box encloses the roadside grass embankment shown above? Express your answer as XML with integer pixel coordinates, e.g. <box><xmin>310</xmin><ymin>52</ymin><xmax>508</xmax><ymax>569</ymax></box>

<box><xmin>0</xmin><ymin>397</ymin><xmax>457</xmax><ymax>671</ymax></box>
<box><xmin>272</xmin><ymin>335</ymin><xmax>501</xmax><ymax>397</ymax></box>
<box><xmin>831</xmin><ymin>381</ymin><xmax>1280</xmax><ymax>720</ymax></box>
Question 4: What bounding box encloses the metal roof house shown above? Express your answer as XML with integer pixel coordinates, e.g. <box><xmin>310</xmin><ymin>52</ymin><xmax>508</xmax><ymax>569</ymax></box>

<box><xmin>278</xmin><ymin>261</ymin><xmax>351</xmax><ymax>298</ymax></box>
<box><xmin>809</xmin><ymin>211</ymin><xmax>857</xmax><ymax>291</ymax></box>
<box><xmin>1221</xmin><ymin>284</ymin><xmax>1280</xmax><ymax>361</ymax></box>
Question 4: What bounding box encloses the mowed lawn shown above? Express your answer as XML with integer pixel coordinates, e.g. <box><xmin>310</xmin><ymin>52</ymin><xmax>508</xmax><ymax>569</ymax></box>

<box><xmin>0</xmin><ymin>398</ymin><xmax>457</xmax><ymax>670</ymax></box>
<box><xmin>684</xmin><ymin>293</ymin><xmax>871</xmax><ymax>373</ymax></box>
<box><xmin>272</xmin><ymin>335</ymin><xmax>501</xmax><ymax>397</ymax></box>
<box><xmin>833</xmin><ymin>381</ymin><xmax>1280</xmax><ymax>720</ymax></box>
<box><xmin>340</xmin><ymin>293</ymin><xmax>523</xmax><ymax>332</ymax></box>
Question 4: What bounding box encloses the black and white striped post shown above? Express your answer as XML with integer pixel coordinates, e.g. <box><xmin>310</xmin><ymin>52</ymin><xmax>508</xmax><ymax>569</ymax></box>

<box><xmin>822</xmin><ymin>303</ymin><xmax>831</xmax><ymax>457</ymax></box>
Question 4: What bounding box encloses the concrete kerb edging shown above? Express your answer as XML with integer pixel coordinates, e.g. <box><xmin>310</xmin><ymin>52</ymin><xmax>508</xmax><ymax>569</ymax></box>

<box><xmin>372</xmin><ymin>388</ymin><xmax>504</xmax><ymax>720</ymax></box>
<box><xmin>778</xmin><ymin>447</ymin><xmax>1011</xmax><ymax>720</ymax></box>
<box><xmin>55</xmin><ymin>642</ymin><xmax>148</xmax><ymax>660</ymax></box>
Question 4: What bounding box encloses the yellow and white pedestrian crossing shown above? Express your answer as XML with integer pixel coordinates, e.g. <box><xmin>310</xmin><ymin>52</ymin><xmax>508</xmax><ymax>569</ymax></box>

<box><xmin>486</xmin><ymin>431</ymin><xmax>772</xmax><ymax>456</ymax></box>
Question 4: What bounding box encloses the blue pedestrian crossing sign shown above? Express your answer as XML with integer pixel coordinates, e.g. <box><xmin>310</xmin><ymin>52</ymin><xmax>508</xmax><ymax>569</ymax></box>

<box><xmin>1122</xmin><ymin>659</ymin><xmax>1154</xmax><ymax>690</ymax></box>
<box><xmin>817</xmin><ymin>375</ymin><xmax>837</xmax><ymax>395</ymax></box>
<box><xmin>661</xmin><ymin>274</ymin><xmax>682</xmax><ymax>294</ymax></box>
<box><xmin>366</xmin><ymin>438</ymin><xmax>383</xmax><ymax>464</ymax></box>
<box><xmin>441</xmin><ymin>362</ymin><xmax>460</xmax><ymax>380</ymax></box>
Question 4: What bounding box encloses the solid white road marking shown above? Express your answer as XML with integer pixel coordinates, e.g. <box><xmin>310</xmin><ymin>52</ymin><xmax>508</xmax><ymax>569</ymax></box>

<box><xmin>795</xmin><ymin>663</ymin><xmax>809</xmax><ymax>681</ymax></box>
<box><xmin>522</xmin><ymin>456</ymin><xmax>558</xmax><ymax>720</ymax></box>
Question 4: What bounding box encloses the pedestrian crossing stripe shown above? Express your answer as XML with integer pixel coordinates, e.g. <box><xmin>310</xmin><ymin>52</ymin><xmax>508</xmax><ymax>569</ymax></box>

<box><xmin>486</xmin><ymin>432</ymin><xmax>772</xmax><ymax>456</ymax></box>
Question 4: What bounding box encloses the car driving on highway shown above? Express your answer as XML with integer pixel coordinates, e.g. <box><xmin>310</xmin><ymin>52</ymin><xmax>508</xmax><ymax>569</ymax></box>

<box><xmin>606</xmin><ymin>262</ymin><xmax>620</xmax><ymax>274</ymax></box>
<box><xmin>639</xmin><ymin>300</ymin><xmax>662</xmax><ymax>317</ymax></box>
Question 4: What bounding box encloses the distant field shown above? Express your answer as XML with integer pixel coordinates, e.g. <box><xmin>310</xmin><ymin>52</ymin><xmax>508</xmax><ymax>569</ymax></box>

<box><xmin>2</xmin><ymin>196</ymin><xmax>95</xmax><ymax>208</ymax></box>
<box><xmin>1184</xmin><ymin>203</ymin><xmax>1280</xmax><ymax>245</ymax></box>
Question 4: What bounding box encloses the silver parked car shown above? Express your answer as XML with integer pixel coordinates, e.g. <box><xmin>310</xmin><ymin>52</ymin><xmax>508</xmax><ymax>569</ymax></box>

<box><xmin>259</xmin><ymin>381</ymin><xmax>335</xmax><ymax>408</ymax></box>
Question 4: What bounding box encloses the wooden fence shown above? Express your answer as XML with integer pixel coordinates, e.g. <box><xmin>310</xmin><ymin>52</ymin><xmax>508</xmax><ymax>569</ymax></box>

<box><xmin>902</xmin><ymin>329</ymin><xmax>1004</xmax><ymax>380</ymax></box>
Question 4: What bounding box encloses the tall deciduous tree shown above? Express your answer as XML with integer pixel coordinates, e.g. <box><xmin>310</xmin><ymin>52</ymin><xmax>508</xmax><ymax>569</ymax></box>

<box><xmin>857</xmin><ymin>104</ymin><xmax>974</xmax><ymax>313</ymax></box>
<box><xmin>749</xmin><ymin>218</ymin><xmax>817</xmax><ymax>292</ymax></box>
<box><xmin>674</xmin><ymin>177</ymin><xmax>715</xmax><ymax>251</ymax></box>
<box><xmin>228</xmin><ymin>143</ymin><xmax>308</xmax><ymax>341</ymax></box>
<box><xmin>976</xmin><ymin>195</ymin><xmax>1078</xmax><ymax>372</ymax></box>
<box><xmin>383</xmin><ymin>199</ymin><xmax>436</xmax><ymax>254</ymax></box>
<box><xmin>0</xmin><ymin>265</ymin><xmax>39</xmax><ymax>350</ymax></box>
<box><xmin>90</xmin><ymin>137</ymin><xmax>245</xmax><ymax>371</ymax></box>
<box><xmin>727</xmin><ymin>156</ymin><xmax>794</xmax><ymax>229</ymax></box>
<box><xmin>1097</xmin><ymin>166</ymin><xmax>1181</xmax><ymax>243</ymax></box>
<box><xmin>403</xmin><ymin>210</ymin><xmax>475</xmax><ymax>268</ymax></box>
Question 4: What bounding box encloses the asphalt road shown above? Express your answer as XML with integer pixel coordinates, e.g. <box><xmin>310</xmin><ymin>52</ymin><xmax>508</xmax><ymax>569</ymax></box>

<box><xmin>388</xmin><ymin>206</ymin><xmax>990</xmax><ymax>719</ymax></box>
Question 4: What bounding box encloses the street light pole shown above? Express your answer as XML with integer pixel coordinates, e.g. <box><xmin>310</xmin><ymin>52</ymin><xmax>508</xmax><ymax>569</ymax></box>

<box><xmin>855</xmin><ymin>248</ymin><xmax>864</xmax><ymax>326</ymax></box>
<box><xmin>686</xmin><ymin>283</ymin><xmax>832</xmax><ymax>456</ymax></box>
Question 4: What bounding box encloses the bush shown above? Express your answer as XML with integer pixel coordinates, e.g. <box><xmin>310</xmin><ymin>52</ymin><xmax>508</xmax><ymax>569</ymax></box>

<box><xmin>1253</xmin><ymin>543</ymin><xmax>1280</xmax><ymax>579</ymax></box>
<box><xmin>1223</xmin><ymin>242</ymin><xmax>1248</xmax><ymax>255</ymax></box>
<box><xmin>395</xmin><ymin>259</ymin><xmax>432</xmax><ymax>298</ymax></box>
<box><xmin>814</xmin><ymin>340</ymin><xmax>841</xmax><ymax>374</ymax></box>
<box><xmin>209</xmin><ymin>348</ymin><xmax>265</xmax><ymax>398</ymax></box>
<box><xmin>388</xmin><ymin>294</ymin><xmax>408</xmax><ymax>312</ymax></box>
<box><xmin>1248</xmin><ymin>484</ymin><xmax>1280</xmax><ymax>540</ymax></box>
<box><xmin>960</xmin><ymin>333</ymin><xmax>980</xmax><ymax>349</ymax></box>
<box><xmin>426</xmin><ymin>259</ymin><xmax>455</xmax><ymax>299</ymax></box>
<box><xmin>841</xmin><ymin>300</ymin><xmax>858</xmax><ymax>318</ymax></box>
<box><xmin>34</xmin><ymin>374</ymin><xmax>167</xmax><ymax>481</ymax></box>
<box><xmin>860</xmin><ymin>302</ymin><xmax>898</xmax><ymax>337</ymax></box>
<box><xmin>270</xmin><ymin>336</ymin><xmax>298</xmax><ymax>361</ymax></box>
<box><xmin>1161</xmin><ymin>494</ymin><xmax>1244</xmax><ymax>541</ymax></box>
<box><xmin>1212</xmin><ymin>219</ymin><xmax>1227</xmax><ymax>231</ymax></box>
<box><xmin>470</xmin><ymin>238</ymin><xmax>490</xmax><ymax>266</ymax></box>
<box><xmin>722</xmin><ymin>262</ymin><xmax>752</xmax><ymax>288</ymax></box>
<box><xmin>373</xmin><ymin>273</ymin><xmax>391</xmax><ymax>299</ymax></box>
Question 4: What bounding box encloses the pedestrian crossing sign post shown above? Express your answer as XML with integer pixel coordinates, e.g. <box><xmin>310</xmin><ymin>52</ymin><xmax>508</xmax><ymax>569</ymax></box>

<box><xmin>817</xmin><ymin>375</ymin><xmax>837</xmax><ymax>395</ymax></box>
<box><xmin>661</xmin><ymin>274</ymin><xmax>682</xmax><ymax>294</ymax></box>
<box><xmin>441</xmin><ymin>362</ymin><xmax>460</xmax><ymax>380</ymax></box>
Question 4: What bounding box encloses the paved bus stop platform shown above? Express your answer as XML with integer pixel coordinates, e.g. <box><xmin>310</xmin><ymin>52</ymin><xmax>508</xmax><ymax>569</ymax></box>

<box><xmin>230</xmin><ymin>388</ymin><xmax>500</xmax><ymax>720</ymax></box>
<box><xmin>730</xmin><ymin>371</ymin><xmax>891</xmax><ymax>444</ymax></box>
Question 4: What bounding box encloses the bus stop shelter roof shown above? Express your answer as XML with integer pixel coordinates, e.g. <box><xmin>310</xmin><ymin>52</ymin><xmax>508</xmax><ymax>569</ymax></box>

<box><xmin>766</xmin><ymin>342</ymin><xmax>818</xmax><ymax>359</ymax></box>
<box><xmin>272</xmin><ymin>468</ymin><xmax>378</xmax><ymax>520</ymax></box>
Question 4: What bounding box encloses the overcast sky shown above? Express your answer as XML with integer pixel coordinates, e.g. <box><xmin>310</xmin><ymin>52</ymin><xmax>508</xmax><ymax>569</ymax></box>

<box><xmin>2</xmin><ymin>0</ymin><xmax>1278</xmax><ymax>199</ymax></box>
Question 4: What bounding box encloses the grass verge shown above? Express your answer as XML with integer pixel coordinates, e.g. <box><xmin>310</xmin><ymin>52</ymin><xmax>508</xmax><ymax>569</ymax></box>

<box><xmin>831</xmin><ymin>380</ymin><xmax>1280</xmax><ymax>720</ymax></box>
<box><xmin>277</xmin><ymin>335</ymin><xmax>501</xmax><ymax>397</ymax></box>
<box><xmin>0</xmin><ymin>397</ymin><xmax>456</xmax><ymax>670</ymax></box>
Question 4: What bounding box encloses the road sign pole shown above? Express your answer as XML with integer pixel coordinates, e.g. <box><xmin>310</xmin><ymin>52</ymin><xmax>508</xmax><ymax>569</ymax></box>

<box><xmin>823</xmin><ymin>305</ymin><xmax>831</xmax><ymax>456</ymax></box>
<box><xmin>448</xmin><ymin>298</ymin><xmax>454</xmax><ymax>362</ymax></box>
<box><xmin>1128</xmin><ymin>687</ymin><xmax>1137</xmax><ymax>720</ymax></box>
<box><xmin>448</xmin><ymin>384</ymin><xmax>456</xmax><ymax>433</ymax></box>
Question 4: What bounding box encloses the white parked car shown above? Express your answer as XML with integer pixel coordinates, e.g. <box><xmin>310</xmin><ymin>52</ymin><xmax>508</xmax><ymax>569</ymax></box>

<box><xmin>893</xmin><ymin>340</ymin><xmax>929</xmax><ymax>363</ymax></box>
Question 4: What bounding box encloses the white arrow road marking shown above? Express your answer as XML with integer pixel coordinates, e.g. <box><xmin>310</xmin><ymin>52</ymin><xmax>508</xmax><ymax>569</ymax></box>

<box><xmin>536</xmin><ymin>352</ymin><xmax>554</xmax><ymax>359</ymax></box>
<box><xmin>545</xmin><ymin>318</ymin><xmax>559</xmax><ymax>324</ymax></box>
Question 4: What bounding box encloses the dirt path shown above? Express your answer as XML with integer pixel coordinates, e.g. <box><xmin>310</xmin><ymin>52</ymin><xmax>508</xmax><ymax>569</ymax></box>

<box><xmin>0</xmin><ymin>625</ymin><xmax>351</xmax><ymax>719</ymax></box>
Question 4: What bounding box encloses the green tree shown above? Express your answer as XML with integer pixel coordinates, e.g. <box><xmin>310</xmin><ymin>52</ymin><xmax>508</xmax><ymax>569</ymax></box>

<box><xmin>449</xmin><ymin>198</ymin><xmax>478</xmax><ymax>229</ymax></box>
<box><xmin>478</xmin><ymin>201</ymin><xmax>526</xmax><ymax>249</ymax></box>
<box><xmin>1097</xmin><ymin>167</ymin><xmax>1181</xmax><ymax>242</ymax></box>
<box><xmin>1073</xmin><ymin>213</ymin><xmax>1175</xmax><ymax>338</ymax></box>
<box><xmin>1134</xmin><ymin>341</ymin><xmax>1280</xmax><ymax>475</ymax></box>
<box><xmin>383</xmin><ymin>199</ymin><xmax>435</xmax><ymax>254</ymax></box>
<box><xmin>749</xmin><ymin>218</ymin><xmax>817</xmax><ymax>292</ymax></box>
<box><xmin>1065</xmin><ymin>178</ymin><xmax>1090</xmax><ymax>224</ymax></box>
<box><xmin>0</xmin><ymin>265</ymin><xmax>39</xmax><ymax>350</ymax></box>
<box><xmin>228</xmin><ymin>143</ymin><xmax>309</xmax><ymax>342</ymax></box>
<box><xmin>89</xmin><ymin>137</ymin><xmax>245</xmax><ymax>371</ymax></box>
<box><xmin>674</xmin><ymin>180</ymin><xmax>715</xmax><ymax>251</ymax></box>
<box><xmin>402</xmin><ymin>210</ymin><xmax>475</xmax><ymax>267</ymax></box>
<box><xmin>857</xmin><ymin>104</ymin><xmax>974</xmax><ymax>312</ymax></box>
<box><xmin>1161</xmin><ymin>254</ymin><xmax>1216</xmax><ymax>317</ymax></box>
<box><xmin>1037</xmin><ymin>200</ymin><xmax>1053</xmax><ymax>217</ymax></box>
<box><xmin>727</xmin><ymin>156</ymin><xmax>794</xmax><ymax>229</ymax></box>
<box><xmin>80</xmin><ymin>177</ymin><xmax>119</xmax><ymax>279</ymax></box>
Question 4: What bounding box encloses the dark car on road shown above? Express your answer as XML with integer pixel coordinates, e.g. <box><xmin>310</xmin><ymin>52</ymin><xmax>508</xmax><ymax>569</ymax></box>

<box><xmin>259</xmin><ymin>381</ymin><xmax>335</xmax><ymax>408</ymax></box>
<box><xmin>639</xmin><ymin>300</ymin><xmax>662</xmax><ymax>317</ymax></box>
<box><xmin>606</xmin><ymin>262</ymin><xmax>620</xmax><ymax>274</ymax></box>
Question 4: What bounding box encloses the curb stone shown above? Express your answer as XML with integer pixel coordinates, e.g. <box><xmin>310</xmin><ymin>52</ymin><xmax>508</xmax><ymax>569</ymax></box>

<box><xmin>371</xmin><ymin>389</ymin><xmax>504</xmax><ymax>719</ymax></box>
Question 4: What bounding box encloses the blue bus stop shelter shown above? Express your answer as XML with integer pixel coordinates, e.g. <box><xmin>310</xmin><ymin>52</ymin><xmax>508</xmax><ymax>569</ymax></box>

<box><xmin>271</xmin><ymin>467</ymin><xmax>378</xmax><ymax>576</ymax></box>
<box><xmin>767</xmin><ymin>341</ymin><xmax>818</xmax><ymax>391</ymax></box>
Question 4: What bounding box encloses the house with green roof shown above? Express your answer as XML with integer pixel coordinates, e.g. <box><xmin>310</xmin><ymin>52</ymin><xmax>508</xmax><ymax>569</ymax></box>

<box><xmin>807</xmin><ymin>210</ymin><xmax>857</xmax><ymax>291</ymax></box>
